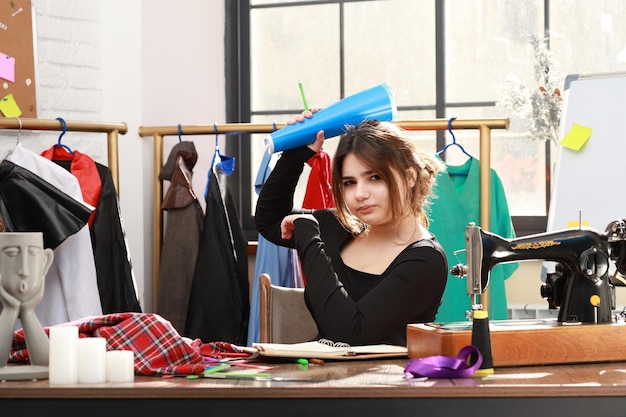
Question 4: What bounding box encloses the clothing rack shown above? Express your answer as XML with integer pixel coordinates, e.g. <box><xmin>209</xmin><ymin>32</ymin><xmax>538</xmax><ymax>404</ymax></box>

<box><xmin>139</xmin><ymin>117</ymin><xmax>509</xmax><ymax>310</ymax></box>
<box><xmin>0</xmin><ymin>117</ymin><xmax>128</xmax><ymax>193</ymax></box>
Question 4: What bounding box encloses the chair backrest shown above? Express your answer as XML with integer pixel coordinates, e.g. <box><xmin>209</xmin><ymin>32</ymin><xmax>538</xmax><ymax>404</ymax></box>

<box><xmin>258</xmin><ymin>273</ymin><xmax>319</xmax><ymax>343</ymax></box>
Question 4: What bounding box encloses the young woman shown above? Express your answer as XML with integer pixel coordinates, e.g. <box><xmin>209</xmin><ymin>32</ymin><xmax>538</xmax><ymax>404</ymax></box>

<box><xmin>255</xmin><ymin>111</ymin><xmax>448</xmax><ymax>346</ymax></box>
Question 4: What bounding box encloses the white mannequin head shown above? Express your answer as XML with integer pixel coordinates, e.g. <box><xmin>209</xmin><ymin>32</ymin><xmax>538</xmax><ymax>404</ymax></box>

<box><xmin>0</xmin><ymin>232</ymin><xmax>53</xmax><ymax>304</ymax></box>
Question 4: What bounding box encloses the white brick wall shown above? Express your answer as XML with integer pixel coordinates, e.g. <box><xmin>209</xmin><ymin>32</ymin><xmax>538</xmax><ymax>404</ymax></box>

<box><xmin>18</xmin><ymin>0</ymin><xmax>106</xmax><ymax>163</ymax></box>
<box><xmin>33</xmin><ymin>0</ymin><xmax>102</xmax><ymax>122</ymax></box>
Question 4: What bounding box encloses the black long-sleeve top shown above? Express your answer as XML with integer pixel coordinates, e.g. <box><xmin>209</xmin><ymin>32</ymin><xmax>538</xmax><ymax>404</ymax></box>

<box><xmin>255</xmin><ymin>146</ymin><xmax>448</xmax><ymax>346</ymax></box>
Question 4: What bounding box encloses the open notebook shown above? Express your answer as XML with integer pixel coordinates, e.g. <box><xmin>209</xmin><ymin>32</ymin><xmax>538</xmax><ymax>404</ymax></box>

<box><xmin>252</xmin><ymin>339</ymin><xmax>408</xmax><ymax>360</ymax></box>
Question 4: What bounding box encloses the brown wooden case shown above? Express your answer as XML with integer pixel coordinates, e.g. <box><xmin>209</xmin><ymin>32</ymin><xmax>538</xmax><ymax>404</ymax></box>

<box><xmin>407</xmin><ymin>319</ymin><xmax>626</xmax><ymax>367</ymax></box>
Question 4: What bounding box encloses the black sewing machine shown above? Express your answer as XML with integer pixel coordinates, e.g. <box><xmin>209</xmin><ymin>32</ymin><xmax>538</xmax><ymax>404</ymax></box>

<box><xmin>406</xmin><ymin>219</ymin><xmax>626</xmax><ymax>366</ymax></box>
<box><xmin>450</xmin><ymin>219</ymin><xmax>626</xmax><ymax>324</ymax></box>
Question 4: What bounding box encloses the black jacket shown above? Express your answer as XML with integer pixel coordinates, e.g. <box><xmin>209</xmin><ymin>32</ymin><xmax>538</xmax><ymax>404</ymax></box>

<box><xmin>185</xmin><ymin>169</ymin><xmax>249</xmax><ymax>344</ymax></box>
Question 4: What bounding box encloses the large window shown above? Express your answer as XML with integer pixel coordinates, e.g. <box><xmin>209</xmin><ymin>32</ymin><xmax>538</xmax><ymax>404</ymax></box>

<box><xmin>226</xmin><ymin>0</ymin><xmax>626</xmax><ymax>240</ymax></box>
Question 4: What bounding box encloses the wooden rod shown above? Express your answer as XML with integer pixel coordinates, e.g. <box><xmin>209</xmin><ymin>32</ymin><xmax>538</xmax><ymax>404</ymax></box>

<box><xmin>397</xmin><ymin>118</ymin><xmax>509</xmax><ymax>131</ymax></box>
<box><xmin>0</xmin><ymin>117</ymin><xmax>127</xmax><ymax>193</ymax></box>
<box><xmin>138</xmin><ymin>118</ymin><xmax>509</xmax><ymax>137</ymax></box>
<box><xmin>0</xmin><ymin>117</ymin><xmax>128</xmax><ymax>134</ymax></box>
<box><xmin>139</xmin><ymin>123</ymin><xmax>283</xmax><ymax>137</ymax></box>
<box><xmin>107</xmin><ymin>130</ymin><xmax>121</xmax><ymax>194</ymax></box>
<box><xmin>478</xmin><ymin>124</ymin><xmax>493</xmax><ymax>313</ymax></box>
<box><xmin>152</xmin><ymin>134</ymin><xmax>164</xmax><ymax>311</ymax></box>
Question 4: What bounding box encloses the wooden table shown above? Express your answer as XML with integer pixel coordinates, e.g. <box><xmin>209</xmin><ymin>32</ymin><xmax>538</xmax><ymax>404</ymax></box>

<box><xmin>2</xmin><ymin>359</ymin><xmax>626</xmax><ymax>416</ymax></box>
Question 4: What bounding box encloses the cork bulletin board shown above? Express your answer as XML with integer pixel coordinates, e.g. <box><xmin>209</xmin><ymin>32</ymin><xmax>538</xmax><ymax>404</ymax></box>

<box><xmin>0</xmin><ymin>0</ymin><xmax>37</xmax><ymax>118</ymax></box>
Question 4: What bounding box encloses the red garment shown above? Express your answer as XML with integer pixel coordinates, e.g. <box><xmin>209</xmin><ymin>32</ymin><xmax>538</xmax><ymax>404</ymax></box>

<box><xmin>302</xmin><ymin>149</ymin><xmax>334</xmax><ymax>210</ymax></box>
<box><xmin>40</xmin><ymin>146</ymin><xmax>102</xmax><ymax>227</ymax></box>
<box><xmin>9</xmin><ymin>313</ymin><xmax>254</xmax><ymax>376</ymax></box>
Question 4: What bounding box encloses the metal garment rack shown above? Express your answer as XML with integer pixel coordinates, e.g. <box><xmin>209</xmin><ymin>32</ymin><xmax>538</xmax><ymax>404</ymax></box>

<box><xmin>139</xmin><ymin>117</ymin><xmax>509</xmax><ymax>311</ymax></box>
<box><xmin>0</xmin><ymin>117</ymin><xmax>128</xmax><ymax>193</ymax></box>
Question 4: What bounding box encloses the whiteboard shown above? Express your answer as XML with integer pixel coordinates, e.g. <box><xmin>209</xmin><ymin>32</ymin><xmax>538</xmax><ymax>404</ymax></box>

<box><xmin>547</xmin><ymin>72</ymin><xmax>626</xmax><ymax>233</ymax></box>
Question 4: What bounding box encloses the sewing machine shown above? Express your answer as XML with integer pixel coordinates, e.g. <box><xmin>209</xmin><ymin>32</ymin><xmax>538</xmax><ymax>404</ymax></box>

<box><xmin>451</xmin><ymin>220</ymin><xmax>626</xmax><ymax>323</ymax></box>
<box><xmin>407</xmin><ymin>219</ymin><xmax>626</xmax><ymax>366</ymax></box>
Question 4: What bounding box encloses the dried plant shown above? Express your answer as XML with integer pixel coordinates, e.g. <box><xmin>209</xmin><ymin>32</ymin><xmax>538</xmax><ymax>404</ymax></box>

<box><xmin>498</xmin><ymin>36</ymin><xmax>563</xmax><ymax>145</ymax></box>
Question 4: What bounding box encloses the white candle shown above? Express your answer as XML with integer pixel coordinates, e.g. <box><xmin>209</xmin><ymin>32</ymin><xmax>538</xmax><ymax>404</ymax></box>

<box><xmin>105</xmin><ymin>350</ymin><xmax>135</xmax><ymax>383</ymax></box>
<box><xmin>48</xmin><ymin>325</ymin><xmax>78</xmax><ymax>384</ymax></box>
<box><xmin>77</xmin><ymin>337</ymin><xmax>107</xmax><ymax>383</ymax></box>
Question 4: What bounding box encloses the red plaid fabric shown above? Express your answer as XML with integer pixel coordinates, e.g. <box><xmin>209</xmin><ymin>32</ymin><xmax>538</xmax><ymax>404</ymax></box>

<box><xmin>9</xmin><ymin>313</ymin><xmax>254</xmax><ymax>376</ymax></box>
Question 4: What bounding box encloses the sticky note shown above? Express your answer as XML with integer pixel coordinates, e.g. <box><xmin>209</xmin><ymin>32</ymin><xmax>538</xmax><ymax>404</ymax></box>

<box><xmin>560</xmin><ymin>123</ymin><xmax>592</xmax><ymax>151</ymax></box>
<box><xmin>0</xmin><ymin>93</ymin><xmax>22</xmax><ymax>117</ymax></box>
<box><xmin>0</xmin><ymin>52</ymin><xmax>15</xmax><ymax>82</ymax></box>
<box><xmin>566</xmin><ymin>220</ymin><xmax>590</xmax><ymax>229</ymax></box>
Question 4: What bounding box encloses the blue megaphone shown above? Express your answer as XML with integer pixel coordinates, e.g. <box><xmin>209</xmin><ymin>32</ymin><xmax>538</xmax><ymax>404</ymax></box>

<box><xmin>264</xmin><ymin>83</ymin><xmax>397</xmax><ymax>153</ymax></box>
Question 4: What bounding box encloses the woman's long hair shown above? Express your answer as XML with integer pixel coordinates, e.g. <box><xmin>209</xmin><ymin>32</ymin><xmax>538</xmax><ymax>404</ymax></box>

<box><xmin>331</xmin><ymin>120</ymin><xmax>444</xmax><ymax>235</ymax></box>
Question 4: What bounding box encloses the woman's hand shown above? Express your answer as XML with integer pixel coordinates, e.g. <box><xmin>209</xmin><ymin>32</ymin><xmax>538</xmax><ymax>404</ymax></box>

<box><xmin>280</xmin><ymin>213</ymin><xmax>318</xmax><ymax>240</ymax></box>
<box><xmin>286</xmin><ymin>109</ymin><xmax>317</xmax><ymax>125</ymax></box>
<box><xmin>286</xmin><ymin>109</ymin><xmax>325</xmax><ymax>153</ymax></box>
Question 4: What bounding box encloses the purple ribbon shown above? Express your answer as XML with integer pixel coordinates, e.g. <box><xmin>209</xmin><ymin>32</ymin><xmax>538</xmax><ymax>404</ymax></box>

<box><xmin>404</xmin><ymin>345</ymin><xmax>483</xmax><ymax>379</ymax></box>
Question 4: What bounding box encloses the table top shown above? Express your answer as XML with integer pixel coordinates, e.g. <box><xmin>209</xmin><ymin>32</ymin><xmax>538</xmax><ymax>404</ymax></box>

<box><xmin>3</xmin><ymin>358</ymin><xmax>626</xmax><ymax>399</ymax></box>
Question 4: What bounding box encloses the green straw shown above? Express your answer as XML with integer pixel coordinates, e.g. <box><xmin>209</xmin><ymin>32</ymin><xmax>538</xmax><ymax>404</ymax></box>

<box><xmin>298</xmin><ymin>80</ymin><xmax>309</xmax><ymax>111</ymax></box>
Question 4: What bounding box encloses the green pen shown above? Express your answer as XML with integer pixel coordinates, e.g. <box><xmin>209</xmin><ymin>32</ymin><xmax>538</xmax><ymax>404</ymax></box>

<box><xmin>298</xmin><ymin>80</ymin><xmax>309</xmax><ymax>111</ymax></box>
<box><xmin>204</xmin><ymin>372</ymin><xmax>273</xmax><ymax>379</ymax></box>
<box><xmin>203</xmin><ymin>364</ymin><xmax>231</xmax><ymax>375</ymax></box>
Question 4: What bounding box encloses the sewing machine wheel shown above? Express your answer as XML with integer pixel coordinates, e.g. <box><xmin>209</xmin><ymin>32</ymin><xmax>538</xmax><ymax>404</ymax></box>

<box><xmin>606</xmin><ymin>218</ymin><xmax>626</xmax><ymax>276</ymax></box>
<box><xmin>541</xmin><ymin>266</ymin><xmax>566</xmax><ymax>309</ymax></box>
<box><xmin>611</xmin><ymin>240</ymin><xmax>626</xmax><ymax>276</ymax></box>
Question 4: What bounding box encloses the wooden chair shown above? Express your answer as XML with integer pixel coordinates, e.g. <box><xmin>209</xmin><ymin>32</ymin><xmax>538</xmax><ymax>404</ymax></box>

<box><xmin>258</xmin><ymin>273</ymin><xmax>319</xmax><ymax>343</ymax></box>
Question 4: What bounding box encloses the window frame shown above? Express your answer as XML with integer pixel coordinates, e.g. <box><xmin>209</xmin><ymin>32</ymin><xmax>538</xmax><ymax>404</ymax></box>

<box><xmin>225</xmin><ymin>0</ymin><xmax>550</xmax><ymax>241</ymax></box>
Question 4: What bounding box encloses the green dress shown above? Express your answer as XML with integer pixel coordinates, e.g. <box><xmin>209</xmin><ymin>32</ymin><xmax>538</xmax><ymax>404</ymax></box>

<box><xmin>428</xmin><ymin>157</ymin><xmax>519</xmax><ymax>322</ymax></box>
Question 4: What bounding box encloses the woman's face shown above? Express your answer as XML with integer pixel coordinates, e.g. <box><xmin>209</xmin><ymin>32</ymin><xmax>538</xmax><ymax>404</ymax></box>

<box><xmin>340</xmin><ymin>153</ymin><xmax>396</xmax><ymax>226</ymax></box>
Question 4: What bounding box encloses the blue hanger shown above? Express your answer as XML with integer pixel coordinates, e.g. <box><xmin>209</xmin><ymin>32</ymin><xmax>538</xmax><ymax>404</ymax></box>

<box><xmin>437</xmin><ymin>117</ymin><xmax>471</xmax><ymax>159</ymax></box>
<box><xmin>212</xmin><ymin>122</ymin><xmax>221</xmax><ymax>169</ymax></box>
<box><xmin>55</xmin><ymin>117</ymin><xmax>74</xmax><ymax>154</ymax></box>
<box><xmin>177</xmin><ymin>123</ymin><xmax>183</xmax><ymax>143</ymax></box>
<box><xmin>205</xmin><ymin>123</ymin><xmax>236</xmax><ymax>199</ymax></box>
<box><xmin>212</xmin><ymin>122</ymin><xmax>235</xmax><ymax>175</ymax></box>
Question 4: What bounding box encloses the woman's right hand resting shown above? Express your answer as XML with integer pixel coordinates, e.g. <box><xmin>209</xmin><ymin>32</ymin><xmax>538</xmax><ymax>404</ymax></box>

<box><xmin>281</xmin><ymin>213</ymin><xmax>318</xmax><ymax>240</ymax></box>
